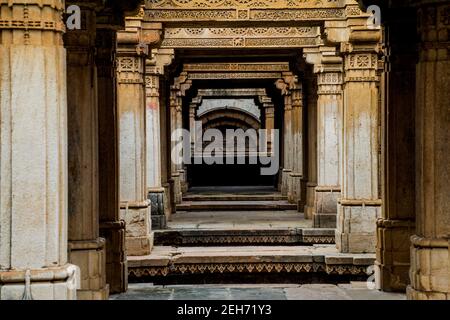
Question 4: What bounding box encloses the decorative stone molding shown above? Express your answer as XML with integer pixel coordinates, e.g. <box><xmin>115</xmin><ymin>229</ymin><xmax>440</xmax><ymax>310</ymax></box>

<box><xmin>160</xmin><ymin>26</ymin><xmax>320</xmax><ymax>48</ymax></box>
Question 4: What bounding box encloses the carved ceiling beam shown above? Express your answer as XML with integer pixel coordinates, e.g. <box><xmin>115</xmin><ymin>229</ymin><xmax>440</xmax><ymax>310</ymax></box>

<box><xmin>160</xmin><ymin>26</ymin><xmax>321</xmax><ymax>49</ymax></box>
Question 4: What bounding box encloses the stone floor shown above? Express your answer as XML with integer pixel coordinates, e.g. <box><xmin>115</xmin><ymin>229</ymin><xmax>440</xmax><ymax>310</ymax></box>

<box><xmin>168</xmin><ymin>210</ymin><xmax>312</xmax><ymax>230</ymax></box>
<box><xmin>110</xmin><ymin>283</ymin><xmax>406</xmax><ymax>300</ymax></box>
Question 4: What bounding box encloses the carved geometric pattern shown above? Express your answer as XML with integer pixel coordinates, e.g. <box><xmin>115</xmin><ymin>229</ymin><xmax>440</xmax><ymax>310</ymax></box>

<box><xmin>184</xmin><ymin>62</ymin><xmax>290</xmax><ymax>72</ymax></box>
<box><xmin>162</xmin><ymin>27</ymin><xmax>319</xmax><ymax>48</ymax></box>
<box><xmin>147</xmin><ymin>0</ymin><xmax>343</xmax><ymax>9</ymax></box>
<box><xmin>128</xmin><ymin>262</ymin><xmax>370</xmax><ymax>278</ymax></box>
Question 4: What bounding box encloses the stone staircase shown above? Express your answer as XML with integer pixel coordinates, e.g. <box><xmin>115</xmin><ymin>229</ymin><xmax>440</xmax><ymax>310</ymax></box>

<box><xmin>129</xmin><ymin>188</ymin><xmax>375</xmax><ymax>284</ymax></box>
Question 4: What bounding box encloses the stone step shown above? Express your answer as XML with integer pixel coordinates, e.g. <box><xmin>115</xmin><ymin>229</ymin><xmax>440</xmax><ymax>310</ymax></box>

<box><xmin>176</xmin><ymin>200</ymin><xmax>297</xmax><ymax>211</ymax></box>
<box><xmin>128</xmin><ymin>245</ymin><xmax>375</xmax><ymax>284</ymax></box>
<box><xmin>183</xmin><ymin>193</ymin><xmax>287</xmax><ymax>202</ymax></box>
<box><xmin>154</xmin><ymin>228</ymin><xmax>335</xmax><ymax>246</ymax></box>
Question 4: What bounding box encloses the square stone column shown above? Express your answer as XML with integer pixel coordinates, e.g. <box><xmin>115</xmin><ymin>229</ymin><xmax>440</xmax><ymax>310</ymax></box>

<box><xmin>407</xmin><ymin>2</ymin><xmax>450</xmax><ymax>300</ymax></box>
<box><xmin>303</xmin><ymin>74</ymin><xmax>318</xmax><ymax>220</ymax></box>
<box><xmin>375</xmin><ymin>6</ymin><xmax>417</xmax><ymax>293</ymax></box>
<box><xmin>336</xmin><ymin>30</ymin><xmax>383</xmax><ymax>253</ymax></box>
<box><xmin>65</xmin><ymin>2</ymin><xmax>109</xmax><ymax>300</ymax></box>
<box><xmin>116</xmin><ymin>31</ymin><xmax>152</xmax><ymax>256</ymax></box>
<box><xmin>289</xmin><ymin>83</ymin><xmax>305</xmax><ymax>209</ymax></box>
<box><xmin>276</xmin><ymin>79</ymin><xmax>293</xmax><ymax>197</ymax></box>
<box><xmin>313</xmin><ymin>61</ymin><xmax>343</xmax><ymax>228</ymax></box>
<box><xmin>0</xmin><ymin>1</ymin><xmax>78</xmax><ymax>300</ymax></box>
<box><xmin>96</xmin><ymin>26</ymin><xmax>127</xmax><ymax>294</ymax></box>
<box><xmin>169</xmin><ymin>91</ymin><xmax>183</xmax><ymax>205</ymax></box>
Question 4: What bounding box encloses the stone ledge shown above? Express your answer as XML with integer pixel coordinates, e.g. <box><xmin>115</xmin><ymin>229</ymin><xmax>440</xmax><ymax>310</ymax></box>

<box><xmin>128</xmin><ymin>245</ymin><xmax>375</xmax><ymax>279</ymax></box>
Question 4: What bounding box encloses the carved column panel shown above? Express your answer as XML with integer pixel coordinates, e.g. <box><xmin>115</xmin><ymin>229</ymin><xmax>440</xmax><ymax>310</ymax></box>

<box><xmin>313</xmin><ymin>64</ymin><xmax>343</xmax><ymax>228</ymax></box>
<box><xmin>408</xmin><ymin>2</ymin><xmax>450</xmax><ymax>300</ymax></box>
<box><xmin>0</xmin><ymin>1</ymin><xmax>78</xmax><ymax>299</ymax></box>
<box><xmin>65</xmin><ymin>1</ymin><xmax>108</xmax><ymax>300</ymax></box>
<box><xmin>336</xmin><ymin>31</ymin><xmax>382</xmax><ymax>253</ymax></box>
<box><xmin>96</xmin><ymin>26</ymin><xmax>127</xmax><ymax>294</ymax></box>
<box><xmin>116</xmin><ymin>35</ymin><xmax>152</xmax><ymax>256</ymax></box>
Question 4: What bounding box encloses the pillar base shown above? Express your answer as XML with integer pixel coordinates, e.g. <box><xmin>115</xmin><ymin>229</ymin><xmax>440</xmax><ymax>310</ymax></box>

<box><xmin>77</xmin><ymin>284</ymin><xmax>110</xmax><ymax>300</ymax></box>
<box><xmin>120</xmin><ymin>201</ymin><xmax>153</xmax><ymax>256</ymax></box>
<box><xmin>376</xmin><ymin>218</ymin><xmax>414</xmax><ymax>292</ymax></box>
<box><xmin>0</xmin><ymin>264</ymin><xmax>79</xmax><ymax>300</ymax></box>
<box><xmin>148</xmin><ymin>187</ymin><xmax>167</xmax><ymax>230</ymax></box>
<box><xmin>288</xmin><ymin>173</ymin><xmax>302</xmax><ymax>205</ymax></box>
<box><xmin>68</xmin><ymin>238</ymin><xmax>109</xmax><ymax>300</ymax></box>
<box><xmin>304</xmin><ymin>183</ymin><xmax>317</xmax><ymax>219</ymax></box>
<box><xmin>336</xmin><ymin>199</ymin><xmax>381</xmax><ymax>253</ymax></box>
<box><xmin>313</xmin><ymin>187</ymin><xmax>340</xmax><ymax>228</ymax></box>
<box><xmin>407</xmin><ymin>236</ymin><xmax>450</xmax><ymax>300</ymax></box>
<box><xmin>171</xmin><ymin>173</ymin><xmax>182</xmax><ymax>204</ymax></box>
<box><xmin>100</xmin><ymin>220</ymin><xmax>128</xmax><ymax>294</ymax></box>
<box><xmin>281</xmin><ymin>169</ymin><xmax>292</xmax><ymax>197</ymax></box>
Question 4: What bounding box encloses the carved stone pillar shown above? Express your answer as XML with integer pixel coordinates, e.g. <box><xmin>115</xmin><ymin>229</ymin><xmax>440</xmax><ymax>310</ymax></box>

<box><xmin>65</xmin><ymin>1</ymin><xmax>108</xmax><ymax>300</ymax></box>
<box><xmin>189</xmin><ymin>97</ymin><xmax>202</xmax><ymax>154</ymax></box>
<box><xmin>375</xmin><ymin>6</ymin><xmax>417</xmax><ymax>293</ymax></box>
<box><xmin>313</xmin><ymin>60</ymin><xmax>343</xmax><ymax>228</ymax></box>
<box><xmin>146</xmin><ymin>65</ymin><xmax>166</xmax><ymax>229</ymax></box>
<box><xmin>116</xmin><ymin>28</ymin><xmax>152</xmax><ymax>256</ymax></box>
<box><xmin>336</xmin><ymin>30</ymin><xmax>382</xmax><ymax>253</ymax></box>
<box><xmin>304</xmin><ymin>74</ymin><xmax>318</xmax><ymax>220</ymax></box>
<box><xmin>0</xmin><ymin>1</ymin><xmax>78</xmax><ymax>299</ymax></box>
<box><xmin>276</xmin><ymin>79</ymin><xmax>293</xmax><ymax>198</ymax></box>
<box><xmin>407</xmin><ymin>2</ymin><xmax>450</xmax><ymax>300</ymax></box>
<box><xmin>95</xmin><ymin>25</ymin><xmax>127</xmax><ymax>294</ymax></box>
<box><xmin>261</xmin><ymin>98</ymin><xmax>275</xmax><ymax>154</ymax></box>
<box><xmin>145</xmin><ymin>50</ymin><xmax>173</xmax><ymax>230</ymax></box>
<box><xmin>289</xmin><ymin>80</ymin><xmax>305</xmax><ymax>209</ymax></box>
<box><xmin>169</xmin><ymin>88</ymin><xmax>183</xmax><ymax>205</ymax></box>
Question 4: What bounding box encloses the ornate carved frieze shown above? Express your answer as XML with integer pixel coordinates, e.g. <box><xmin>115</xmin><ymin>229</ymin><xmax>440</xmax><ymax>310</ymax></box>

<box><xmin>161</xmin><ymin>26</ymin><xmax>320</xmax><ymax>48</ymax></box>
<box><xmin>184</xmin><ymin>62</ymin><xmax>290</xmax><ymax>72</ymax></box>
<box><xmin>144</xmin><ymin>0</ymin><xmax>349</xmax><ymax>22</ymax></box>
<box><xmin>117</xmin><ymin>56</ymin><xmax>145</xmax><ymax>84</ymax></box>
<box><xmin>129</xmin><ymin>261</ymin><xmax>371</xmax><ymax>278</ymax></box>
<box><xmin>0</xmin><ymin>1</ymin><xmax>65</xmax><ymax>46</ymax></box>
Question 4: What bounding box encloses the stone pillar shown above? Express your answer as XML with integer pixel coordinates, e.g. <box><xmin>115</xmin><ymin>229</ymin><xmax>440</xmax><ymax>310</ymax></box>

<box><xmin>276</xmin><ymin>79</ymin><xmax>292</xmax><ymax>198</ymax></box>
<box><xmin>189</xmin><ymin>97</ymin><xmax>202</xmax><ymax>154</ymax></box>
<box><xmin>0</xmin><ymin>0</ymin><xmax>78</xmax><ymax>300</ymax></box>
<box><xmin>145</xmin><ymin>49</ymin><xmax>174</xmax><ymax>229</ymax></box>
<box><xmin>313</xmin><ymin>60</ymin><xmax>343</xmax><ymax>228</ymax></box>
<box><xmin>169</xmin><ymin>88</ymin><xmax>183</xmax><ymax>204</ymax></box>
<box><xmin>65</xmin><ymin>1</ymin><xmax>108</xmax><ymax>300</ymax></box>
<box><xmin>145</xmin><ymin>59</ymin><xmax>165</xmax><ymax>230</ymax></box>
<box><xmin>289</xmin><ymin>79</ymin><xmax>305</xmax><ymax>209</ymax></box>
<box><xmin>375</xmin><ymin>6</ymin><xmax>417</xmax><ymax>293</ymax></box>
<box><xmin>116</xmin><ymin>29</ymin><xmax>152</xmax><ymax>256</ymax></box>
<box><xmin>304</xmin><ymin>74</ymin><xmax>318</xmax><ymax>220</ymax></box>
<box><xmin>96</xmin><ymin>25</ymin><xmax>127</xmax><ymax>294</ymax></box>
<box><xmin>336</xmin><ymin>30</ymin><xmax>382</xmax><ymax>253</ymax></box>
<box><xmin>407</xmin><ymin>2</ymin><xmax>450</xmax><ymax>300</ymax></box>
<box><xmin>262</xmin><ymin>98</ymin><xmax>275</xmax><ymax>154</ymax></box>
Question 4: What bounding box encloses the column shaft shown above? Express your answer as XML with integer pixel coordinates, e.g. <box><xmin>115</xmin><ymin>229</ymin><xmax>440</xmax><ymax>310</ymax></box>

<box><xmin>0</xmin><ymin>1</ymin><xmax>78</xmax><ymax>300</ymax></box>
<box><xmin>407</xmin><ymin>2</ymin><xmax>450</xmax><ymax>299</ymax></box>
<box><xmin>336</xmin><ymin>33</ymin><xmax>382</xmax><ymax>253</ymax></box>
<box><xmin>96</xmin><ymin>27</ymin><xmax>127</xmax><ymax>294</ymax></box>
<box><xmin>314</xmin><ymin>69</ymin><xmax>343</xmax><ymax>228</ymax></box>
<box><xmin>116</xmin><ymin>39</ymin><xmax>152</xmax><ymax>256</ymax></box>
